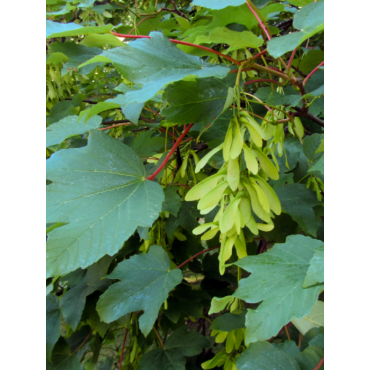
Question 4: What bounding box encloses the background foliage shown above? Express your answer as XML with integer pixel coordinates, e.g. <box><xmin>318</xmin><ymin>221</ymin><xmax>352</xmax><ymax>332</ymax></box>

<box><xmin>46</xmin><ymin>1</ymin><xmax>324</xmax><ymax>369</ymax></box>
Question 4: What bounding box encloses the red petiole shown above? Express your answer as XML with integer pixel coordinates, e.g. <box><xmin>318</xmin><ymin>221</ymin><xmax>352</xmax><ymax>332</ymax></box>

<box><xmin>146</xmin><ymin>124</ymin><xmax>194</xmax><ymax>181</ymax></box>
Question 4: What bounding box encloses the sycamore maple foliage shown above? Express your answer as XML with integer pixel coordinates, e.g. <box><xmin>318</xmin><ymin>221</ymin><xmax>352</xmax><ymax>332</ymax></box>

<box><xmin>46</xmin><ymin>1</ymin><xmax>324</xmax><ymax>369</ymax></box>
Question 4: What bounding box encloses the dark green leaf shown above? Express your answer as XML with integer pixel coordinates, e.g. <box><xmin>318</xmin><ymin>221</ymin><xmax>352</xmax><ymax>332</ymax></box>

<box><xmin>165</xmin><ymin>201</ymin><xmax>201</xmax><ymax>238</ymax></box>
<box><xmin>308</xmin><ymin>155</ymin><xmax>324</xmax><ymax>176</ymax></box>
<box><xmin>46</xmin><ymin>294</ymin><xmax>61</xmax><ymax>361</ymax></box>
<box><xmin>201</xmin><ymin>109</ymin><xmax>233</xmax><ymax>145</ymax></box>
<box><xmin>46</xmin><ymin>337</ymin><xmax>80</xmax><ymax>370</ymax></box>
<box><xmin>162</xmin><ymin>187</ymin><xmax>182</xmax><ymax>217</ymax></box>
<box><xmin>130</xmin><ymin>131</ymin><xmax>165</xmax><ymax>158</ymax></box>
<box><xmin>303</xmin><ymin>134</ymin><xmax>323</xmax><ymax>162</ymax></box>
<box><xmin>60</xmin><ymin>255</ymin><xmax>112</xmax><ymax>330</ymax></box>
<box><xmin>233</xmin><ymin>235</ymin><xmax>324</xmax><ymax>344</ymax></box>
<box><xmin>299</xmin><ymin>50</ymin><xmax>325</xmax><ymax>75</ymax></box>
<box><xmin>275</xmin><ymin>184</ymin><xmax>321</xmax><ymax>236</ymax></box>
<box><xmin>97</xmin><ymin>246</ymin><xmax>182</xmax><ymax>336</ymax></box>
<box><xmin>236</xmin><ymin>341</ymin><xmax>300</xmax><ymax>370</ymax></box>
<box><xmin>46</xmin><ymin>130</ymin><xmax>164</xmax><ymax>277</ymax></box>
<box><xmin>138</xmin><ymin>327</ymin><xmax>210</xmax><ymax>370</ymax></box>
<box><xmin>210</xmin><ymin>310</ymin><xmax>246</xmax><ymax>332</ymax></box>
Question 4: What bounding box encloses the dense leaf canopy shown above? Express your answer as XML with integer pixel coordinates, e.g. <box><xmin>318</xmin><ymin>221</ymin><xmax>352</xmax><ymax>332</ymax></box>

<box><xmin>46</xmin><ymin>1</ymin><xmax>324</xmax><ymax>369</ymax></box>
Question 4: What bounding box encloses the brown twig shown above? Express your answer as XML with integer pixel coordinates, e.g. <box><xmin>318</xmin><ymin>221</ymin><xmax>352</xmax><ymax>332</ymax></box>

<box><xmin>153</xmin><ymin>326</ymin><xmax>164</xmax><ymax>348</ymax></box>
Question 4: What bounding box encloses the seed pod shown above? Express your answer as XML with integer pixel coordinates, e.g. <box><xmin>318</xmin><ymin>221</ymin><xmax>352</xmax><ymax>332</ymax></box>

<box><xmin>227</xmin><ymin>157</ymin><xmax>240</xmax><ymax>191</ymax></box>
<box><xmin>198</xmin><ymin>181</ymin><xmax>228</xmax><ymax>210</ymax></box>
<box><xmin>220</xmin><ymin>198</ymin><xmax>242</xmax><ymax>234</ymax></box>
<box><xmin>242</xmin><ymin>143</ymin><xmax>258</xmax><ymax>174</ymax></box>
<box><xmin>185</xmin><ymin>172</ymin><xmax>225</xmax><ymax>201</ymax></box>
<box><xmin>195</xmin><ymin>144</ymin><xmax>223</xmax><ymax>173</ymax></box>
<box><xmin>230</xmin><ymin>119</ymin><xmax>244</xmax><ymax>159</ymax></box>
<box><xmin>253</xmin><ymin>148</ymin><xmax>279</xmax><ymax>180</ymax></box>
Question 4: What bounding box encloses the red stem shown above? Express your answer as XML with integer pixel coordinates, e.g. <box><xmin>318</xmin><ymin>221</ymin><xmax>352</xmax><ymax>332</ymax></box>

<box><xmin>118</xmin><ymin>330</ymin><xmax>128</xmax><ymax>370</ymax></box>
<box><xmin>99</xmin><ymin>122</ymin><xmax>133</xmax><ymax>130</ymax></box>
<box><xmin>253</xmin><ymin>49</ymin><xmax>268</xmax><ymax>59</ymax></box>
<box><xmin>244</xmin><ymin>78</ymin><xmax>284</xmax><ymax>86</ymax></box>
<box><xmin>229</xmin><ymin>68</ymin><xmax>255</xmax><ymax>73</ymax></box>
<box><xmin>146</xmin><ymin>124</ymin><xmax>194</xmax><ymax>180</ymax></box>
<box><xmin>176</xmin><ymin>246</ymin><xmax>221</xmax><ymax>269</ymax></box>
<box><xmin>303</xmin><ymin>61</ymin><xmax>324</xmax><ymax>86</ymax></box>
<box><xmin>111</xmin><ymin>32</ymin><xmax>241</xmax><ymax>65</ymax></box>
<box><xmin>313</xmin><ymin>358</ymin><xmax>324</xmax><ymax>370</ymax></box>
<box><xmin>287</xmin><ymin>48</ymin><xmax>297</xmax><ymax>73</ymax></box>
<box><xmin>245</xmin><ymin>1</ymin><xmax>271</xmax><ymax>40</ymax></box>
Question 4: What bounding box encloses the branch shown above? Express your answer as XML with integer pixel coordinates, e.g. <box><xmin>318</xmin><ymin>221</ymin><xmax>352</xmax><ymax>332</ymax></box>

<box><xmin>118</xmin><ymin>330</ymin><xmax>129</xmax><ymax>370</ymax></box>
<box><xmin>244</xmin><ymin>78</ymin><xmax>285</xmax><ymax>86</ymax></box>
<box><xmin>146</xmin><ymin>124</ymin><xmax>194</xmax><ymax>181</ymax></box>
<box><xmin>303</xmin><ymin>61</ymin><xmax>324</xmax><ymax>85</ymax></box>
<box><xmin>153</xmin><ymin>326</ymin><xmax>164</xmax><ymax>348</ymax></box>
<box><xmin>169</xmin><ymin>0</ymin><xmax>189</xmax><ymax>20</ymax></box>
<box><xmin>110</xmin><ymin>32</ymin><xmax>241</xmax><ymax>65</ymax></box>
<box><xmin>176</xmin><ymin>246</ymin><xmax>221</xmax><ymax>269</ymax></box>
<box><xmin>292</xmin><ymin>106</ymin><xmax>324</xmax><ymax>127</ymax></box>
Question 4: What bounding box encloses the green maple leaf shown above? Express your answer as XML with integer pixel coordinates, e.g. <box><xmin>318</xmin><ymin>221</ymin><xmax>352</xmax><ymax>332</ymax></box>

<box><xmin>232</xmin><ymin>235</ymin><xmax>324</xmax><ymax>344</ymax></box>
<box><xmin>46</xmin><ymin>130</ymin><xmax>164</xmax><ymax>277</ymax></box>
<box><xmin>102</xmin><ymin>32</ymin><xmax>229</xmax><ymax>104</ymax></box>
<box><xmin>60</xmin><ymin>255</ymin><xmax>113</xmax><ymax>330</ymax></box>
<box><xmin>97</xmin><ymin>246</ymin><xmax>182</xmax><ymax>336</ymax></box>
<box><xmin>138</xmin><ymin>327</ymin><xmax>211</xmax><ymax>370</ymax></box>
<box><xmin>236</xmin><ymin>341</ymin><xmax>300</xmax><ymax>370</ymax></box>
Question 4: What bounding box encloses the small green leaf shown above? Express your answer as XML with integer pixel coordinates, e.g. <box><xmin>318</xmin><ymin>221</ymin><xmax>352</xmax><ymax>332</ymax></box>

<box><xmin>267</xmin><ymin>2</ymin><xmax>324</xmax><ymax>58</ymax></box>
<box><xmin>162</xmin><ymin>187</ymin><xmax>182</xmax><ymax>217</ymax></box>
<box><xmin>162</xmin><ymin>76</ymin><xmax>234</xmax><ymax>125</ymax></box>
<box><xmin>46</xmin><ymin>115</ymin><xmax>102</xmax><ymax>147</ymax></box>
<box><xmin>97</xmin><ymin>246</ymin><xmax>182</xmax><ymax>336</ymax></box>
<box><xmin>275</xmin><ymin>184</ymin><xmax>321</xmax><ymax>236</ymax></box>
<box><xmin>198</xmin><ymin>27</ymin><xmax>263</xmax><ymax>49</ymax></box>
<box><xmin>46</xmin><ymin>20</ymin><xmax>113</xmax><ymax>39</ymax></box>
<box><xmin>233</xmin><ymin>235</ymin><xmax>324</xmax><ymax>344</ymax></box>
<box><xmin>210</xmin><ymin>311</ymin><xmax>246</xmax><ymax>332</ymax></box>
<box><xmin>308</xmin><ymin>155</ymin><xmax>324</xmax><ymax>176</ymax></box>
<box><xmin>138</xmin><ymin>326</ymin><xmax>211</xmax><ymax>370</ymax></box>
